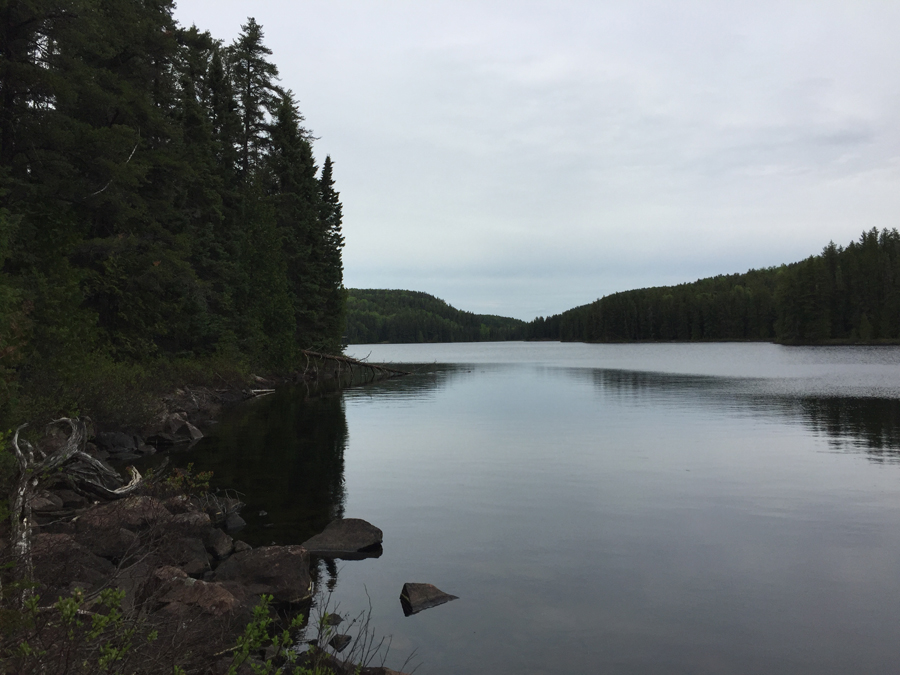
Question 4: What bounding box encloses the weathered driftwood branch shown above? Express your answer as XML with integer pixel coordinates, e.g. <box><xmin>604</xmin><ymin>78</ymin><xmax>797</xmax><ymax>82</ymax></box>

<box><xmin>9</xmin><ymin>417</ymin><xmax>143</xmax><ymax>602</ymax></box>
<box><xmin>300</xmin><ymin>349</ymin><xmax>410</xmax><ymax>377</ymax></box>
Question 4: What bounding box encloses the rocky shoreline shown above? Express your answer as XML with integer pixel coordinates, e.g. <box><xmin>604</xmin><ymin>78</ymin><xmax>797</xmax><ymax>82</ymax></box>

<box><xmin>2</xmin><ymin>360</ymin><xmax>415</xmax><ymax>674</ymax></box>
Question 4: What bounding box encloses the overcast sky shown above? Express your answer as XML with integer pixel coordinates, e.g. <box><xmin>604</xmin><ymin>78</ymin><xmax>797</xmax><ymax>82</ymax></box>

<box><xmin>173</xmin><ymin>0</ymin><xmax>900</xmax><ymax>320</ymax></box>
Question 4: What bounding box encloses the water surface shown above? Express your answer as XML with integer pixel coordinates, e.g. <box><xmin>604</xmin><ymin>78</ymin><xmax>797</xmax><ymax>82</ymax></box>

<box><xmin>187</xmin><ymin>342</ymin><xmax>900</xmax><ymax>674</ymax></box>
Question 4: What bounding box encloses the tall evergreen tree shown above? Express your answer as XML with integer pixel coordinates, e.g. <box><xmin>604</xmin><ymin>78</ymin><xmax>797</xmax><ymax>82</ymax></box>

<box><xmin>228</xmin><ymin>17</ymin><xmax>281</xmax><ymax>180</ymax></box>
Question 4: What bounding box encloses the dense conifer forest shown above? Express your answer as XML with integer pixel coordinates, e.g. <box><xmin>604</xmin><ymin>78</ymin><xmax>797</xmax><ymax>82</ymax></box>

<box><xmin>346</xmin><ymin>289</ymin><xmax>526</xmax><ymax>344</ymax></box>
<box><xmin>0</xmin><ymin>3</ymin><xmax>345</xmax><ymax>428</ymax></box>
<box><xmin>528</xmin><ymin>228</ymin><xmax>900</xmax><ymax>344</ymax></box>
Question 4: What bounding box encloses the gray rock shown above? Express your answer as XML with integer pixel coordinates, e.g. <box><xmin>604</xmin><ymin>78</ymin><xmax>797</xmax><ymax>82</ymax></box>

<box><xmin>77</xmin><ymin>526</ymin><xmax>140</xmax><ymax>561</ymax></box>
<box><xmin>233</xmin><ymin>540</ymin><xmax>252</xmax><ymax>554</ymax></box>
<box><xmin>53</xmin><ymin>489</ymin><xmax>88</xmax><ymax>509</ymax></box>
<box><xmin>110</xmin><ymin>452</ymin><xmax>141</xmax><ymax>463</ymax></box>
<box><xmin>205</xmin><ymin>528</ymin><xmax>234</xmax><ymax>560</ymax></box>
<box><xmin>94</xmin><ymin>431</ymin><xmax>137</xmax><ymax>453</ymax></box>
<box><xmin>175</xmin><ymin>421</ymin><xmax>203</xmax><ymax>442</ymax></box>
<box><xmin>146</xmin><ymin>432</ymin><xmax>181</xmax><ymax>447</ymax></box>
<box><xmin>399</xmin><ymin>583</ymin><xmax>458</xmax><ymax>616</ymax></box>
<box><xmin>301</xmin><ymin>518</ymin><xmax>383</xmax><ymax>558</ymax></box>
<box><xmin>172</xmin><ymin>537</ymin><xmax>210</xmax><ymax>577</ymax></box>
<box><xmin>171</xmin><ymin>511</ymin><xmax>212</xmax><ymax>533</ymax></box>
<box><xmin>225</xmin><ymin>513</ymin><xmax>246</xmax><ymax>532</ymax></box>
<box><xmin>328</xmin><ymin>634</ymin><xmax>352</xmax><ymax>653</ymax></box>
<box><xmin>30</xmin><ymin>492</ymin><xmax>64</xmax><ymax>512</ymax></box>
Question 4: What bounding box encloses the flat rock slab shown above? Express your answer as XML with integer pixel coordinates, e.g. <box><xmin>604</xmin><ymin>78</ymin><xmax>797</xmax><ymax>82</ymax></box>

<box><xmin>399</xmin><ymin>583</ymin><xmax>458</xmax><ymax>616</ymax></box>
<box><xmin>302</xmin><ymin>518</ymin><xmax>383</xmax><ymax>558</ymax></box>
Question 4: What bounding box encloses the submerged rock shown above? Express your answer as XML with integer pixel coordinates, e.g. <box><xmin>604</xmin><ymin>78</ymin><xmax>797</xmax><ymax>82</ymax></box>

<box><xmin>399</xmin><ymin>583</ymin><xmax>458</xmax><ymax>616</ymax></box>
<box><xmin>302</xmin><ymin>518</ymin><xmax>383</xmax><ymax>558</ymax></box>
<box><xmin>328</xmin><ymin>634</ymin><xmax>352</xmax><ymax>653</ymax></box>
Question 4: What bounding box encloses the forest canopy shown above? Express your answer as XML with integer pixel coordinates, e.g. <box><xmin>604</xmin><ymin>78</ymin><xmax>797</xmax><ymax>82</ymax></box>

<box><xmin>0</xmin><ymin>2</ymin><xmax>345</xmax><ymax>427</ymax></box>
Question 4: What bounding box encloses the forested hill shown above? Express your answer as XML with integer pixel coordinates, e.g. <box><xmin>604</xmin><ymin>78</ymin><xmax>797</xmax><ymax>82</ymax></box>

<box><xmin>1</xmin><ymin>6</ymin><xmax>345</xmax><ymax>427</ymax></box>
<box><xmin>528</xmin><ymin>228</ymin><xmax>900</xmax><ymax>344</ymax></box>
<box><xmin>346</xmin><ymin>290</ymin><xmax>526</xmax><ymax>343</ymax></box>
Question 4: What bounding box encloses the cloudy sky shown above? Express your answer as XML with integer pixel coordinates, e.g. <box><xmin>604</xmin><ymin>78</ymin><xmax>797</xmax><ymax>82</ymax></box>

<box><xmin>173</xmin><ymin>0</ymin><xmax>900</xmax><ymax>320</ymax></box>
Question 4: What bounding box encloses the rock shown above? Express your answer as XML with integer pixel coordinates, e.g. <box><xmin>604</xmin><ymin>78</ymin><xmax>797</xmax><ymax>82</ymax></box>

<box><xmin>53</xmin><ymin>489</ymin><xmax>88</xmax><ymax>509</ymax></box>
<box><xmin>323</xmin><ymin>613</ymin><xmax>343</xmax><ymax>626</ymax></box>
<box><xmin>205</xmin><ymin>528</ymin><xmax>234</xmax><ymax>560</ymax></box>
<box><xmin>77</xmin><ymin>495</ymin><xmax>172</xmax><ymax>532</ymax></box>
<box><xmin>163</xmin><ymin>495</ymin><xmax>195</xmax><ymax>514</ymax></box>
<box><xmin>328</xmin><ymin>634</ymin><xmax>352</xmax><ymax>653</ymax></box>
<box><xmin>110</xmin><ymin>452</ymin><xmax>141</xmax><ymax>463</ymax></box>
<box><xmin>32</xmin><ymin>533</ymin><xmax>114</xmax><ymax>597</ymax></box>
<box><xmin>170</xmin><ymin>537</ymin><xmax>210</xmax><ymax>577</ymax></box>
<box><xmin>301</xmin><ymin>518</ymin><xmax>383</xmax><ymax>558</ymax></box>
<box><xmin>94</xmin><ymin>431</ymin><xmax>137</xmax><ymax>453</ymax></box>
<box><xmin>175</xmin><ymin>421</ymin><xmax>203</xmax><ymax>442</ymax></box>
<box><xmin>146</xmin><ymin>432</ymin><xmax>181</xmax><ymax>447</ymax></box>
<box><xmin>225</xmin><ymin>513</ymin><xmax>246</xmax><ymax>532</ymax></box>
<box><xmin>29</xmin><ymin>491</ymin><xmax>64</xmax><ymax>512</ymax></box>
<box><xmin>158</xmin><ymin>576</ymin><xmax>240</xmax><ymax>616</ymax></box>
<box><xmin>212</xmin><ymin>545</ymin><xmax>311</xmax><ymax>603</ymax></box>
<box><xmin>135</xmin><ymin>443</ymin><xmax>156</xmax><ymax>455</ymax></box>
<box><xmin>76</xmin><ymin>526</ymin><xmax>140</xmax><ymax>561</ymax></box>
<box><xmin>171</xmin><ymin>511</ymin><xmax>212</xmax><ymax>533</ymax></box>
<box><xmin>233</xmin><ymin>540</ymin><xmax>252</xmax><ymax>554</ymax></box>
<box><xmin>399</xmin><ymin>583</ymin><xmax>458</xmax><ymax>616</ymax></box>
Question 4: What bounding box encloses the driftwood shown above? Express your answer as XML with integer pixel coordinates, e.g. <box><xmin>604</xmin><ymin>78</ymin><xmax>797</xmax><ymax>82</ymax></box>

<box><xmin>300</xmin><ymin>349</ymin><xmax>410</xmax><ymax>383</ymax></box>
<box><xmin>9</xmin><ymin>417</ymin><xmax>142</xmax><ymax>602</ymax></box>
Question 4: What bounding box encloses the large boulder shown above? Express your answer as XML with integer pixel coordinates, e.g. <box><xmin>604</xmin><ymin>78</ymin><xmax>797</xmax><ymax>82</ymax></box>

<box><xmin>212</xmin><ymin>545</ymin><xmax>311</xmax><ymax>603</ymax></box>
<box><xmin>399</xmin><ymin>583</ymin><xmax>458</xmax><ymax>616</ymax></box>
<box><xmin>301</xmin><ymin>518</ymin><xmax>383</xmax><ymax>558</ymax></box>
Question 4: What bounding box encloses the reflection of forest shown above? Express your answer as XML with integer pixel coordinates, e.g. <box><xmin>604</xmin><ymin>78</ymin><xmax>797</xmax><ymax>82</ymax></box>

<box><xmin>184</xmin><ymin>388</ymin><xmax>349</xmax><ymax>547</ymax></box>
<box><xmin>587</xmin><ymin>368</ymin><xmax>900</xmax><ymax>462</ymax></box>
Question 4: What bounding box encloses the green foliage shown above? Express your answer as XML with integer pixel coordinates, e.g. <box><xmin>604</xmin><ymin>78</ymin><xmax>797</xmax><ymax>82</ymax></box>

<box><xmin>530</xmin><ymin>228</ymin><xmax>900</xmax><ymax>345</ymax></box>
<box><xmin>225</xmin><ymin>595</ymin><xmax>306</xmax><ymax>675</ymax></box>
<box><xmin>1</xmin><ymin>587</ymin><xmax>157</xmax><ymax>674</ymax></box>
<box><xmin>162</xmin><ymin>463</ymin><xmax>213</xmax><ymax>496</ymax></box>
<box><xmin>347</xmin><ymin>289</ymin><xmax>526</xmax><ymax>343</ymax></box>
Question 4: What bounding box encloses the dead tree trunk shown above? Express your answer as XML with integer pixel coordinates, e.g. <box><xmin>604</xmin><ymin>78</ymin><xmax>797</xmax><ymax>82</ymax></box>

<box><xmin>8</xmin><ymin>417</ymin><xmax>142</xmax><ymax>603</ymax></box>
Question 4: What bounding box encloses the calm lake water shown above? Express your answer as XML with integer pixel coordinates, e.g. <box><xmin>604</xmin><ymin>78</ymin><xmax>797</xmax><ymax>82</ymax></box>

<box><xmin>185</xmin><ymin>342</ymin><xmax>900</xmax><ymax>674</ymax></box>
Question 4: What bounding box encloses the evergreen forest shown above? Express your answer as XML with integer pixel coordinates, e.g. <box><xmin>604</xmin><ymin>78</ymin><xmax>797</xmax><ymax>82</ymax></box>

<box><xmin>346</xmin><ymin>289</ymin><xmax>526</xmax><ymax>344</ymax></box>
<box><xmin>0</xmin><ymin>3</ymin><xmax>345</xmax><ymax>427</ymax></box>
<box><xmin>528</xmin><ymin>228</ymin><xmax>900</xmax><ymax>344</ymax></box>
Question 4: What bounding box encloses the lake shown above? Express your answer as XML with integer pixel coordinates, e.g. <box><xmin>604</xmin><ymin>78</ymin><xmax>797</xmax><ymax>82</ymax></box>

<box><xmin>184</xmin><ymin>342</ymin><xmax>900</xmax><ymax>674</ymax></box>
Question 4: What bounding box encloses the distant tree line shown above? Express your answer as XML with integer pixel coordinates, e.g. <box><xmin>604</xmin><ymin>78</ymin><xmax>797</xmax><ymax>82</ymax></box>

<box><xmin>528</xmin><ymin>228</ymin><xmax>900</xmax><ymax>344</ymax></box>
<box><xmin>0</xmin><ymin>3</ymin><xmax>345</xmax><ymax>426</ymax></box>
<box><xmin>346</xmin><ymin>289</ymin><xmax>526</xmax><ymax>344</ymax></box>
